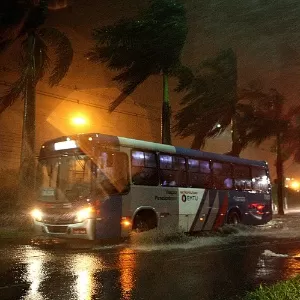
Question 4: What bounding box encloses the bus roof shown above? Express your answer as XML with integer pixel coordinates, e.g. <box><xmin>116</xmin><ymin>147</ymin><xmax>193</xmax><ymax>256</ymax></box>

<box><xmin>40</xmin><ymin>132</ymin><xmax>268</xmax><ymax>168</ymax></box>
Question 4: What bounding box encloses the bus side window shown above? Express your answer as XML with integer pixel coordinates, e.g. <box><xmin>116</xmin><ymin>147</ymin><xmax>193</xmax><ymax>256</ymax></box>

<box><xmin>212</xmin><ymin>162</ymin><xmax>233</xmax><ymax>190</ymax></box>
<box><xmin>233</xmin><ymin>165</ymin><xmax>251</xmax><ymax>191</ymax></box>
<box><xmin>159</xmin><ymin>155</ymin><xmax>187</xmax><ymax>187</ymax></box>
<box><xmin>252</xmin><ymin>167</ymin><xmax>269</xmax><ymax>192</ymax></box>
<box><xmin>131</xmin><ymin>151</ymin><xmax>159</xmax><ymax>186</ymax></box>
<box><xmin>188</xmin><ymin>159</ymin><xmax>212</xmax><ymax>188</ymax></box>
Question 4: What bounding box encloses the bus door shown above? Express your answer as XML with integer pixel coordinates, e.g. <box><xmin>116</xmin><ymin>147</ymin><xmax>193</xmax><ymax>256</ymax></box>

<box><xmin>178</xmin><ymin>188</ymin><xmax>205</xmax><ymax>232</ymax></box>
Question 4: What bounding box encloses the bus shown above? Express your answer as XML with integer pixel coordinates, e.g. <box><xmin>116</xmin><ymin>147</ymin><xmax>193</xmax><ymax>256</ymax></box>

<box><xmin>31</xmin><ymin>133</ymin><xmax>272</xmax><ymax>240</ymax></box>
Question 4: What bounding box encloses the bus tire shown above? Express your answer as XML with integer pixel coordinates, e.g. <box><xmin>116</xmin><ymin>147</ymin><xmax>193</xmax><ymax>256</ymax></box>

<box><xmin>227</xmin><ymin>210</ymin><xmax>241</xmax><ymax>225</ymax></box>
<box><xmin>133</xmin><ymin>210</ymin><xmax>157</xmax><ymax>232</ymax></box>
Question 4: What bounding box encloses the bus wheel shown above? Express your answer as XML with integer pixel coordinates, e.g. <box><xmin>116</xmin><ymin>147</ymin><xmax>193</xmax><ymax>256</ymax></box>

<box><xmin>133</xmin><ymin>210</ymin><xmax>157</xmax><ymax>232</ymax></box>
<box><xmin>227</xmin><ymin>211</ymin><xmax>240</xmax><ymax>225</ymax></box>
<box><xmin>135</xmin><ymin>220</ymin><xmax>150</xmax><ymax>232</ymax></box>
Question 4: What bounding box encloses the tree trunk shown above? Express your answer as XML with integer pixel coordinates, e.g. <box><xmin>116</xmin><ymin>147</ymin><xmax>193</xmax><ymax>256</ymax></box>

<box><xmin>230</xmin><ymin>117</ymin><xmax>242</xmax><ymax>156</ymax></box>
<box><xmin>276</xmin><ymin>132</ymin><xmax>285</xmax><ymax>215</ymax></box>
<box><xmin>161</xmin><ymin>72</ymin><xmax>171</xmax><ymax>145</ymax></box>
<box><xmin>191</xmin><ymin>137</ymin><xmax>202</xmax><ymax>150</ymax></box>
<box><xmin>229</xmin><ymin>50</ymin><xmax>240</xmax><ymax>156</ymax></box>
<box><xmin>18</xmin><ymin>33</ymin><xmax>36</xmax><ymax>207</ymax></box>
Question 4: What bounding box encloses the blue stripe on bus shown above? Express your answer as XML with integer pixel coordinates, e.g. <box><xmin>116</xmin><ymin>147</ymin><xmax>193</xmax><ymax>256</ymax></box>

<box><xmin>174</xmin><ymin>146</ymin><xmax>266</xmax><ymax>167</ymax></box>
<box><xmin>95</xmin><ymin>195</ymin><xmax>122</xmax><ymax>239</ymax></box>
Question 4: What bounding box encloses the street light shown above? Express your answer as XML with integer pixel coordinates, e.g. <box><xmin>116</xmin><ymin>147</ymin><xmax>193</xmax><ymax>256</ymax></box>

<box><xmin>71</xmin><ymin>116</ymin><xmax>87</xmax><ymax>126</ymax></box>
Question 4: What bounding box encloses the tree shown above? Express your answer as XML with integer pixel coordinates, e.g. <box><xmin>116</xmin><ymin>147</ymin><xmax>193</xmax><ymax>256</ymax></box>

<box><xmin>174</xmin><ymin>49</ymin><xmax>250</xmax><ymax>155</ymax></box>
<box><xmin>87</xmin><ymin>0</ymin><xmax>188</xmax><ymax>145</ymax></box>
<box><xmin>173</xmin><ymin>48</ymin><xmax>300</xmax><ymax>215</ymax></box>
<box><xmin>0</xmin><ymin>0</ymin><xmax>73</xmax><ymax>204</ymax></box>
<box><xmin>243</xmin><ymin>88</ymin><xmax>300</xmax><ymax>215</ymax></box>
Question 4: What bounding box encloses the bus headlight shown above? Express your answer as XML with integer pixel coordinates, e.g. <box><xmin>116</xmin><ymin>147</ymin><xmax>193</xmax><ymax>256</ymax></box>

<box><xmin>31</xmin><ymin>209</ymin><xmax>43</xmax><ymax>222</ymax></box>
<box><xmin>75</xmin><ymin>207</ymin><xmax>93</xmax><ymax>223</ymax></box>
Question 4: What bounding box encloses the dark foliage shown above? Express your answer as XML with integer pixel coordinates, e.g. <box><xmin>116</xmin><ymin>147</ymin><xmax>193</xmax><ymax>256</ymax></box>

<box><xmin>88</xmin><ymin>0</ymin><xmax>188</xmax><ymax>112</ymax></box>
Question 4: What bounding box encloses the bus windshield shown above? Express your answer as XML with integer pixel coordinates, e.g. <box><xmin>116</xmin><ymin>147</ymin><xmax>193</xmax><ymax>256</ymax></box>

<box><xmin>37</xmin><ymin>151</ymin><xmax>128</xmax><ymax>202</ymax></box>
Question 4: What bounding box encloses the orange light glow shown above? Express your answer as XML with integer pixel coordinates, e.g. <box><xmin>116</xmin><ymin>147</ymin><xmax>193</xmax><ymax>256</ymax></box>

<box><xmin>71</xmin><ymin>116</ymin><xmax>87</xmax><ymax>126</ymax></box>
<box><xmin>291</xmin><ymin>181</ymin><xmax>300</xmax><ymax>190</ymax></box>
<box><xmin>119</xmin><ymin>249</ymin><xmax>135</xmax><ymax>299</ymax></box>
<box><xmin>121</xmin><ymin>219</ymin><xmax>132</xmax><ymax>227</ymax></box>
<box><xmin>121</xmin><ymin>217</ymin><xmax>132</xmax><ymax>228</ymax></box>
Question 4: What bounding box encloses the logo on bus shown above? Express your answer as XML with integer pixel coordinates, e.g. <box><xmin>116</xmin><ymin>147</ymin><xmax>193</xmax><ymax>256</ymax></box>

<box><xmin>181</xmin><ymin>194</ymin><xmax>198</xmax><ymax>202</ymax></box>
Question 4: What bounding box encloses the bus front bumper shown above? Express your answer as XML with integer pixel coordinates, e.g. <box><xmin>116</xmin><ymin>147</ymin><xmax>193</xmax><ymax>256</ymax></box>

<box><xmin>33</xmin><ymin>219</ymin><xmax>95</xmax><ymax>240</ymax></box>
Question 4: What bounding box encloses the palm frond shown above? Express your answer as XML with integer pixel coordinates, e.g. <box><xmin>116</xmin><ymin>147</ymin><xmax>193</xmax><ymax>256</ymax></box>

<box><xmin>0</xmin><ymin>69</ymin><xmax>28</xmax><ymax>114</ymax></box>
<box><xmin>88</xmin><ymin>0</ymin><xmax>187</xmax><ymax>113</ymax></box>
<box><xmin>0</xmin><ymin>31</ymin><xmax>48</xmax><ymax>114</ymax></box>
<box><xmin>174</xmin><ymin>65</ymin><xmax>195</xmax><ymax>92</ymax></box>
<box><xmin>109</xmin><ymin>69</ymin><xmax>151</xmax><ymax>112</ymax></box>
<box><xmin>38</xmin><ymin>27</ymin><xmax>73</xmax><ymax>86</ymax></box>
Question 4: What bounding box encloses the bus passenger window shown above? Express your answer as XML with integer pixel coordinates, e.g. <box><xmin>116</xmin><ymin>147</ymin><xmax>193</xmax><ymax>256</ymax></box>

<box><xmin>252</xmin><ymin>167</ymin><xmax>269</xmax><ymax>192</ymax></box>
<box><xmin>95</xmin><ymin>152</ymin><xmax>129</xmax><ymax>194</ymax></box>
<box><xmin>159</xmin><ymin>154</ymin><xmax>187</xmax><ymax>187</ymax></box>
<box><xmin>212</xmin><ymin>162</ymin><xmax>233</xmax><ymax>190</ymax></box>
<box><xmin>233</xmin><ymin>165</ymin><xmax>252</xmax><ymax>191</ymax></box>
<box><xmin>188</xmin><ymin>159</ymin><xmax>212</xmax><ymax>188</ymax></box>
<box><xmin>131</xmin><ymin>151</ymin><xmax>159</xmax><ymax>186</ymax></box>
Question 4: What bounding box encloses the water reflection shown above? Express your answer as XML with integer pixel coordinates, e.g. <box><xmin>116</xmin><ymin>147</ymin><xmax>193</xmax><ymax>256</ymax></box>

<box><xmin>256</xmin><ymin>256</ymin><xmax>274</xmax><ymax>279</ymax></box>
<box><xmin>283</xmin><ymin>251</ymin><xmax>300</xmax><ymax>278</ymax></box>
<box><xmin>19</xmin><ymin>246</ymin><xmax>138</xmax><ymax>300</ymax></box>
<box><xmin>23</xmin><ymin>247</ymin><xmax>47</xmax><ymax>300</ymax></box>
<box><xmin>119</xmin><ymin>248</ymin><xmax>136</xmax><ymax>299</ymax></box>
<box><xmin>72</xmin><ymin>254</ymin><xmax>101</xmax><ymax>300</ymax></box>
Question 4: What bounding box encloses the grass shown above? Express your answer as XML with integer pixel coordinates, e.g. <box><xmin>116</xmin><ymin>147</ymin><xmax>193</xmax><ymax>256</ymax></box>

<box><xmin>244</xmin><ymin>276</ymin><xmax>300</xmax><ymax>300</ymax></box>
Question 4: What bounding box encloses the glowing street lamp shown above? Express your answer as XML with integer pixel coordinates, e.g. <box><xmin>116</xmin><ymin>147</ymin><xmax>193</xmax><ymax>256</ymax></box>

<box><xmin>71</xmin><ymin>116</ymin><xmax>87</xmax><ymax>126</ymax></box>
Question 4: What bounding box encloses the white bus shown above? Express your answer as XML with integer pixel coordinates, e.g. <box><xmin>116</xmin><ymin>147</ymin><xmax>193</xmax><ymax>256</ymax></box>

<box><xmin>31</xmin><ymin>133</ymin><xmax>272</xmax><ymax>240</ymax></box>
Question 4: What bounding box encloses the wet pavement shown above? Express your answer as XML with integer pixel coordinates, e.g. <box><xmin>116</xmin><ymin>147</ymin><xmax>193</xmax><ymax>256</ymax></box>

<box><xmin>1</xmin><ymin>213</ymin><xmax>300</xmax><ymax>300</ymax></box>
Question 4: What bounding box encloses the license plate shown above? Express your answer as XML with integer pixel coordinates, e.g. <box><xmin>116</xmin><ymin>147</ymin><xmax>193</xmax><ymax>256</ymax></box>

<box><xmin>42</xmin><ymin>188</ymin><xmax>55</xmax><ymax>196</ymax></box>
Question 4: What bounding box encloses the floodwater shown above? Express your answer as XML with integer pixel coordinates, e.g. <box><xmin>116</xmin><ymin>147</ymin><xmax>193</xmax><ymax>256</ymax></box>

<box><xmin>1</xmin><ymin>213</ymin><xmax>300</xmax><ymax>300</ymax></box>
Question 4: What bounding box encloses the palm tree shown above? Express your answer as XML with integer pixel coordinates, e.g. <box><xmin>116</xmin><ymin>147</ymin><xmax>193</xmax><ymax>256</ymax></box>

<box><xmin>174</xmin><ymin>49</ymin><xmax>247</xmax><ymax>155</ymax></box>
<box><xmin>173</xmin><ymin>50</ymin><xmax>300</xmax><ymax>215</ymax></box>
<box><xmin>0</xmin><ymin>0</ymin><xmax>73</xmax><ymax>204</ymax></box>
<box><xmin>87</xmin><ymin>0</ymin><xmax>188</xmax><ymax>145</ymax></box>
<box><xmin>243</xmin><ymin>88</ymin><xmax>300</xmax><ymax>215</ymax></box>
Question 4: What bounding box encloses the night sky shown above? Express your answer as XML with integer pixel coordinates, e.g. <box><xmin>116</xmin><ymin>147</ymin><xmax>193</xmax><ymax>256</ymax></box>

<box><xmin>1</xmin><ymin>0</ymin><xmax>300</xmax><ymax>177</ymax></box>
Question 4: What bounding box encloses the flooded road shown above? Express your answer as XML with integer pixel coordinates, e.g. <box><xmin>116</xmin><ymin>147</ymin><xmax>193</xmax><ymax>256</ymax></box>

<box><xmin>1</xmin><ymin>213</ymin><xmax>300</xmax><ymax>300</ymax></box>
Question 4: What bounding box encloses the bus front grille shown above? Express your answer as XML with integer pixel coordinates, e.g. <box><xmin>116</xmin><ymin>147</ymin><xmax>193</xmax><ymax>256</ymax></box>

<box><xmin>43</xmin><ymin>216</ymin><xmax>74</xmax><ymax>225</ymax></box>
<box><xmin>47</xmin><ymin>226</ymin><xmax>68</xmax><ymax>233</ymax></box>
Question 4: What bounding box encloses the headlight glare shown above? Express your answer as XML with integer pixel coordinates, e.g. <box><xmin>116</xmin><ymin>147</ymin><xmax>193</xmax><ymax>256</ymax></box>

<box><xmin>75</xmin><ymin>207</ymin><xmax>93</xmax><ymax>223</ymax></box>
<box><xmin>31</xmin><ymin>209</ymin><xmax>43</xmax><ymax>222</ymax></box>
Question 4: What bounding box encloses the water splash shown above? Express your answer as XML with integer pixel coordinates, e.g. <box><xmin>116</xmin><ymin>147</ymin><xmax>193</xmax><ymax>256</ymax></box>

<box><xmin>88</xmin><ymin>214</ymin><xmax>300</xmax><ymax>252</ymax></box>
<box><xmin>262</xmin><ymin>249</ymin><xmax>289</xmax><ymax>258</ymax></box>
<box><xmin>126</xmin><ymin>214</ymin><xmax>300</xmax><ymax>252</ymax></box>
